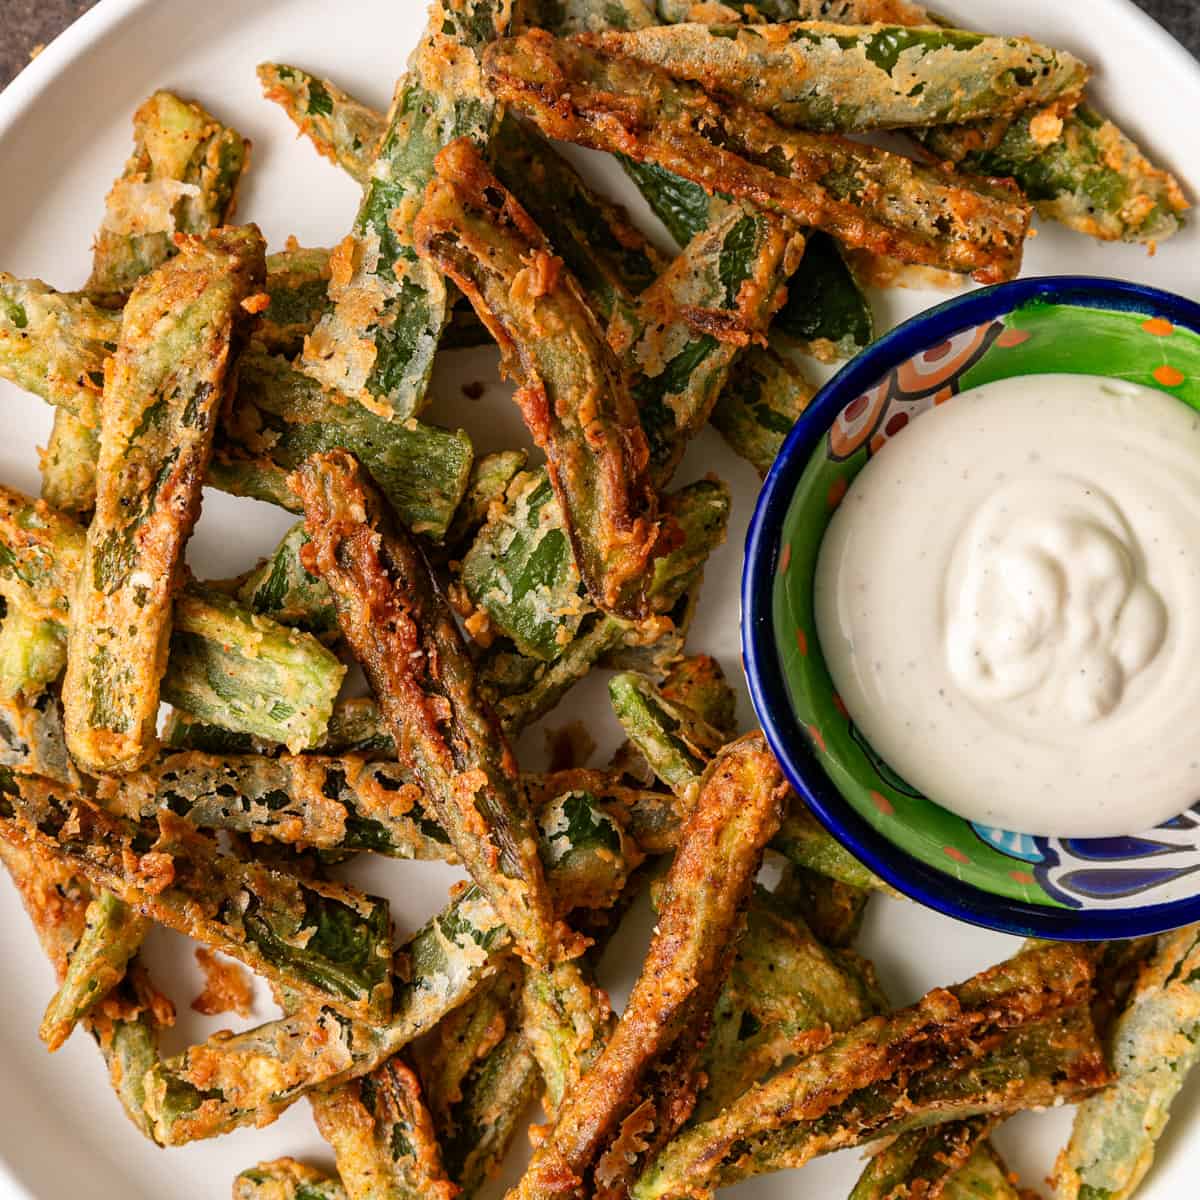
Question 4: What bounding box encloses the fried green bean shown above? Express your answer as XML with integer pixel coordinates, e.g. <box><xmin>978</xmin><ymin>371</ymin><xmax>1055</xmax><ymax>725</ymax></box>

<box><xmin>849</xmin><ymin>1117</ymin><xmax>997</xmax><ymax>1200</ymax></box>
<box><xmin>310</xmin><ymin>1055</ymin><xmax>457</xmax><ymax>1200</ymax></box>
<box><xmin>295</xmin><ymin>450</ymin><xmax>564</xmax><ymax>966</ymax></box>
<box><xmin>695</xmin><ymin>884</ymin><xmax>884</xmax><ymax>1119</ymax></box>
<box><xmin>40</xmin><ymin>407</ymin><xmax>99</xmax><ymax>515</ymax></box>
<box><xmin>258</xmin><ymin>65</ymin><xmax>384</xmax><ymax>187</ymax></box>
<box><xmin>63</xmin><ymin>226</ymin><xmax>267</xmax><ymax>773</ymax></box>
<box><xmin>513</xmin><ymin>734</ymin><xmax>786</xmax><ymax>1200</ymax></box>
<box><xmin>39</xmin><ymin>889</ymin><xmax>149</xmax><ymax>1052</ymax></box>
<box><xmin>0</xmin><ymin>768</ymin><xmax>393</xmax><ymax>1022</ymax></box>
<box><xmin>140</xmin><ymin>793</ymin><xmax>638</xmax><ymax>1145</ymax></box>
<box><xmin>298</xmin><ymin>1</ymin><xmax>512</xmax><ymax>420</ymax></box>
<box><xmin>235</xmin><ymin>1160</ymin><xmax>348</xmax><ymax>1200</ymax></box>
<box><xmin>486</xmin><ymin>31</ymin><xmax>1032</xmax><ymax>282</ymax></box>
<box><xmin>0</xmin><ymin>602</ymin><xmax>65</xmax><ymax>702</ymax></box>
<box><xmin>0</xmin><ymin>273</ymin><xmax>117</xmax><ymax>415</ymax></box>
<box><xmin>917</xmin><ymin>103</ymin><xmax>1189</xmax><ymax>244</ymax></box>
<box><xmin>711</xmin><ymin>344</ymin><xmax>815</xmax><ymax>477</ymax></box>
<box><xmin>521</xmin><ymin>958</ymin><xmax>614</xmax><ymax>1118</ymax></box>
<box><xmin>86</xmin><ymin>91</ymin><xmax>249</xmax><ymax>306</ymax></box>
<box><xmin>636</xmin><ymin>943</ymin><xmax>1107</xmax><ymax>1199</ymax></box>
<box><xmin>0</xmin><ymin>836</ymin><xmax>171</xmax><ymax>1141</ymax></box>
<box><xmin>259</xmin><ymin>244</ymin><xmax>335</xmax><ymax>356</ymax></box>
<box><xmin>1054</xmin><ymin>924</ymin><xmax>1200</xmax><ymax>1200</ymax></box>
<box><xmin>588</xmin><ymin>23</ymin><xmax>1088</xmax><ymax>133</ymax></box>
<box><xmin>415</xmin><ymin>138</ymin><xmax>664</xmax><ymax>619</ymax></box>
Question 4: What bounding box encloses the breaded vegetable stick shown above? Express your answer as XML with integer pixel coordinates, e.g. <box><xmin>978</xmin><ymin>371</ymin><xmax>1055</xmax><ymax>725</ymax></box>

<box><xmin>258</xmin><ymin>65</ymin><xmax>384</xmax><ymax>187</ymax></box>
<box><xmin>773</xmin><ymin>861</ymin><xmax>869</xmax><ymax>949</ymax></box>
<box><xmin>608</xmin><ymin>667</ymin><xmax>892</xmax><ymax>891</ymax></box>
<box><xmin>849</xmin><ymin>1117</ymin><xmax>997</xmax><ymax>1200</ymax></box>
<box><xmin>235</xmin><ymin>1160</ymin><xmax>347</xmax><ymax>1200</ymax></box>
<box><xmin>310</xmin><ymin>1055</ymin><xmax>457</xmax><ymax>1200</ymax></box>
<box><xmin>587</xmin><ymin>23</ymin><xmax>1088</xmax><ymax>133</ymax></box>
<box><xmin>0</xmin><ymin>273</ymin><xmax>117</xmax><ymax>415</ymax></box>
<box><xmin>481</xmin><ymin>477</ymin><xmax>730</xmax><ymax>735</ymax></box>
<box><xmin>295</xmin><ymin>450</ymin><xmax>563</xmax><ymax>966</ymax></box>
<box><xmin>711</xmin><ymin>344</ymin><xmax>814</xmax><ymax>477</ymax></box>
<box><xmin>947</xmin><ymin>1143</ymin><xmax>1033</xmax><ymax>1200</ymax></box>
<box><xmin>527</xmin><ymin>0</ymin><xmax>657</xmax><ymax>33</ymax></box>
<box><xmin>0</xmin><ymin>837</ymin><xmax>171</xmax><ymax>1141</ymax></box>
<box><xmin>235</xmin><ymin>521</ymin><xmax>337</xmax><ymax>638</ymax></box>
<box><xmin>696</xmin><ymin>884</ymin><xmax>884</xmax><ymax>1119</ymax></box>
<box><xmin>917</xmin><ymin>104</ymin><xmax>1189</xmax><ymax>244</ymax></box>
<box><xmin>436</xmin><ymin>449</ymin><xmax>529</xmax><ymax>565</ymax></box>
<box><xmin>416</xmin><ymin>139</ymin><xmax>664</xmax><ymax>619</ymax></box>
<box><xmin>259</xmin><ymin>244</ymin><xmax>336</xmax><ymax>357</ymax></box>
<box><xmin>63</xmin><ymin>226</ymin><xmax>267</xmax><ymax>773</ymax></box>
<box><xmin>86</xmin><ymin>91</ymin><xmax>249</xmax><ymax>306</ymax></box>
<box><xmin>655</xmin><ymin>0</ymin><xmax>939</xmax><ymax>21</ymax></box>
<box><xmin>634</xmin><ymin>943</ymin><xmax>1106</xmax><ymax>1200</ymax></box>
<box><xmin>521</xmin><ymin>958</ymin><xmax>614</xmax><ymax>1118</ymax></box>
<box><xmin>1054</xmin><ymin>924</ymin><xmax>1200</xmax><ymax>1200</ymax></box>
<box><xmin>0</xmin><ymin>487</ymin><xmax>346</xmax><ymax>747</ymax></box>
<box><xmin>141</xmin><ymin>798</ymin><xmax>639</xmax><ymax>1145</ymax></box>
<box><xmin>39</xmin><ymin>889</ymin><xmax>150</xmax><ymax>1052</ymax></box>
<box><xmin>222</xmin><ymin>350</ymin><xmax>474</xmax><ymax>540</ymax></box>
<box><xmin>0</xmin><ymin>691</ymin><xmax>73</xmax><ymax>782</ymax></box>
<box><xmin>444</xmin><ymin>1027</ymin><xmax>541</xmax><ymax>1196</ymax></box>
<box><xmin>660</xmin><ymin>653</ymin><xmax>736</xmax><ymax>735</ymax></box>
<box><xmin>485</xmin><ymin>31</ymin><xmax>1032</xmax><ymax>282</ymax></box>
<box><xmin>512</xmin><ymin>734</ymin><xmax>786</xmax><ymax>1200</ymax></box>
<box><xmin>0</xmin><ymin>602</ymin><xmax>66</xmax><ymax>701</ymax></box>
<box><xmin>0</xmin><ymin>769</ymin><xmax>394</xmax><ymax>1022</ymax></box>
<box><xmin>298</xmin><ymin>0</ymin><xmax>513</xmax><ymax>420</ymax></box>
<box><xmin>40</xmin><ymin>408</ymin><xmax>100</xmax><ymax>516</ymax></box>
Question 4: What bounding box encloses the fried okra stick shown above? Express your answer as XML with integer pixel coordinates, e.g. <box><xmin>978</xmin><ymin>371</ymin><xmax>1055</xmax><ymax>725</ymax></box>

<box><xmin>512</xmin><ymin>734</ymin><xmax>786</xmax><ymax>1200</ymax></box>
<box><xmin>655</xmin><ymin>0</ymin><xmax>930</xmax><ymax>17</ymax></box>
<box><xmin>0</xmin><ymin>769</ymin><xmax>393</xmax><ymax>1022</ymax></box>
<box><xmin>521</xmin><ymin>958</ymin><xmax>614</xmax><ymax>1119</ymax></box>
<box><xmin>416</xmin><ymin>138</ymin><xmax>664</xmax><ymax>619</ymax></box>
<box><xmin>0</xmin><ymin>602</ymin><xmax>66</xmax><ymax>702</ymax></box>
<box><xmin>0</xmin><ymin>486</ymin><xmax>345</xmax><ymax>750</ymax></box>
<box><xmin>586</xmin><ymin>23</ymin><xmax>1088</xmax><ymax>133</ymax></box>
<box><xmin>0</xmin><ymin>273</ymin><xmax>117</xmax><ymax>415</ymax></box>
<box><xmin>485</xmin><ymin>31</ymin><xmax>1032</xmax><ymax>282</ymax></box>
<box><xmin>295</xmin><ymin>450</ymin><xmax>564</xmax><ymax>966</ymax></box>
<box><xmin>63</xmin><ymin>226</ymin><xmax>267</xmax><ymax>773</ymax></box>
<box><xmin>39</xmin><ymin>889</ymin><xmax>150</xmax><ymax>1052</ymax></box>
<box><xmin>234</xmin><ymin>521</ymin><xmax>338</xmax><ymax>639</ymax></box>
<box><xmin>0</xmin><ymin>837</ymin><xmax>171</xmax><ymax>1141</ymax></box>
<box><xmin>235</xmin><ymin>1160</ymin><xmax>348</xmax><ymax>1200</ymax></box>
<box><xmin>1054</xmin><ymin>924</ymin><xmax>1200</xmax><ymax>1200</ymax></box>
<box><xmin>435</xmin><ymin>449</ymin><xmax>529</xmax><ymax>565</ymax></box>
<box><xmin>141</xmin><ymin>796</ymin><xmax>640</xmax><ymax>1145</ymax></box>
<box><xmin>258</xmin><ymin>65</ymin><xmax>384</xmax><ymax>187</ymax></box>
<box><xmin>298</xmin><ymin>0</ymin><xmax>512</xmax><ymax>420</ymax></box>
<box><xmin>917</xmin><ymin>104</ymin><xmax>1189</xmax><ymax>244</ymax></box>
<box><xmin>259</xmin><ymin>244</ymin><xmax>336</xmax><ymax>356</ymax></box>
<box><xmin>695</xmin><ymin>884</ymin><xmax>884</xmax><ymax>1119</ymax></box>
<box><xmin>86</xmin><ymin>91</ymin><xmax>249</xmax><ymax>306</ymax></box>
<box><xmin>40</xmin><ymin>408</ymin><xmax>99</xmax><ymax>516</ymax></box>
<box><xmin>634</xmin><ymin>944</ymin><xmax>1107</xmax><ymax>1200</ymax></box>
<box><xmin>310</xmin><ymin>1055</ymin><xmax>457</xmax><ymax>1200</ymax></box>
<box><xmin>526</xmin><ymin>0</ymin><xmax>657</xmax><ymax>33</ymax></box>
<box><xmin>849</xmin><ymin>1117</ymin><xmax>997</xmax><ymax>1200</ymax></box>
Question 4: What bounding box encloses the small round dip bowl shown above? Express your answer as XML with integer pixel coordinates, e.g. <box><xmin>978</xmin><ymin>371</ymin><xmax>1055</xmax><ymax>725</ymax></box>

<box><xmin>743</xmin><ymin>276</ymin><xmax>1200</xmax><ymax>939</ymax></box>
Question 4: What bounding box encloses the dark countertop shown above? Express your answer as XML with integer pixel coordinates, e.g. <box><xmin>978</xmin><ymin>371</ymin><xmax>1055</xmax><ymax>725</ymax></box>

<box><xmin>1</xmin><ymin>0</ymin><xmax>1198</xmax><ymax>89</ymax></box>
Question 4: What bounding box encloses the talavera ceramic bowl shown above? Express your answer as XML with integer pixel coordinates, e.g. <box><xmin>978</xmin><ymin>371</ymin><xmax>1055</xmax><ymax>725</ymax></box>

<box><xmin>743</xmin><ymin>277</ymin><xmax>1200</xmax><ymax>939</ymax></box>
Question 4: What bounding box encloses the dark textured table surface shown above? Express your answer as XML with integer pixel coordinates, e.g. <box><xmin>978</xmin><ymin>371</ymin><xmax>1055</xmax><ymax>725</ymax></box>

<box><xmin>0</xmin><ymin>0</ymin><xmax>1197</xmax><ymax>89</ymax></box>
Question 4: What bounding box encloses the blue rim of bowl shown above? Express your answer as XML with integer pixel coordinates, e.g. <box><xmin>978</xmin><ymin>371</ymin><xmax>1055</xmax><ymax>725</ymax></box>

<box><xmin>743</xmin><ymin>275</ymin><xmax>1200</xmax><ymax>940</ymax></box>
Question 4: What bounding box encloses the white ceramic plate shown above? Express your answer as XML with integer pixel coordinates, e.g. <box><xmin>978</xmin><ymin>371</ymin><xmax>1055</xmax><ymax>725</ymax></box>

<box><xmin>1</xmin><ymin>2</ymin><xmax>1198</xmax><ymax>1197</ymax></box>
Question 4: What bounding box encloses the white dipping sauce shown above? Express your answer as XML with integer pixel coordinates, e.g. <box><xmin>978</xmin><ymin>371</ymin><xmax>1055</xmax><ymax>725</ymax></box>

<box><xmin>814</xmin><ymin>373</ymin><xmax>1200</xmax><ymax>837</ymax></box>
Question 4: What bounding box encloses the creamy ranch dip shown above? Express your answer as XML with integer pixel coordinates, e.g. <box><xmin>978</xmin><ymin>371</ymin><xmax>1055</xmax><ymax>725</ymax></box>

<box><xmin>814</xmin><ymin>373</ymin><xmax>1200</xmax><ymax>837</ymax></box>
